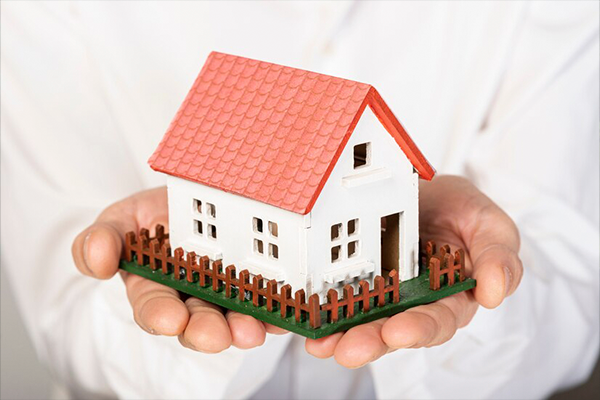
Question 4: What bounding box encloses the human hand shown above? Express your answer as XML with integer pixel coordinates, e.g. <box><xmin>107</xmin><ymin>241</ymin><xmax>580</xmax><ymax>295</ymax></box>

<box><xmin>305</xmin><ymin>175</ymin><xmax>523</xmax><ymax>368</ymax></box>
<box><xmin>72</xmin><ymin>187</ymin><xmax>287</xmax><ymax>353</ymax></box>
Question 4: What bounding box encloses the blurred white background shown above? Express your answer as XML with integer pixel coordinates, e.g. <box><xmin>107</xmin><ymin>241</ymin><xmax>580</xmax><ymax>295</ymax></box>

<box><xmin>1</xmin><ymin>268</ymin><xmax>52</xmax><ymax>400</ymax></box>
<box><xmin>1</xmin><ymin>1</ymin><xmax>598</xmax><ymax>399</ymax></box>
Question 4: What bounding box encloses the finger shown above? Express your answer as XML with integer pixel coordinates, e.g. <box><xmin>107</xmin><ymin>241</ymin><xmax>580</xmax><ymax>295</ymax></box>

<box><xmin>72</xmin><ymin>187</ymin><xmax>167</xmax><ymax>279</ymax></box>
<box><xmin>471</xmin><ymin>243</ymin><xmax>523</xmax><ymax>308</ymax></box>
<box><xmin>263</xmin><ymin>323</ymin><xmax>289</xmax><ymax>335</ymax></box>
<box><xmin>178</xmin><ymin>297</ymin><xmax>232</xmax><ymax>353</ymax></box>
<box><xmin>460</xmin><ymin>190</ymin><xmax>522</xmax><ymax>308</ymax></box>
<box><xmin>305</xmin><ymin>332</ymin><xmax>344</xmax><ymax>359</ymax></box>
<box><xmin>123</xmin><ymin>272</ymin><xmax>189</xmax><ymax>336</ymax></box>
<box><xmin>72</xmin><ymin>221</ymin><xmax>131</xmax><ymax>279</ymax></box>
<box><xmin>333</xmin><ymin>319</ymin><xmax>389</xmax><ymax>369</ymax></box>
<box><xmin>420</xmin><ymin>176</ymin><xmax>523</xmax><ymax>308</ymax></box>
<box><xmin>225</xmin><ymin>310</ymin><xmax>266</xmax><ymax>349</ymax></box>
<box><xmin>381</xmin><ymin>291</ymin><xmax>478</xmax><ymax>349</ymax></box>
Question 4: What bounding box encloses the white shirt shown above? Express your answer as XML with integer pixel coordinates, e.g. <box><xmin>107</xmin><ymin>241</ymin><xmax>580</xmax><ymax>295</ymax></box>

<box><xmin>1</xmin><ymin>1</ymin><xmax>598</xmax><ymax>399</ymax></box>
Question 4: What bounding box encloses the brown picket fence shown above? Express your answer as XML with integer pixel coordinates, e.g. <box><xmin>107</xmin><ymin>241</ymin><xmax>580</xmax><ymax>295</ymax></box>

<box><xmin>123</xmin><ymin>225</ymin><xmax>402</xmax><ymax>329</ymax></box>
<box><xmin>422</xmin><ymin>241</ymin><xmax>466</xmax><ymax>290</ymax></box>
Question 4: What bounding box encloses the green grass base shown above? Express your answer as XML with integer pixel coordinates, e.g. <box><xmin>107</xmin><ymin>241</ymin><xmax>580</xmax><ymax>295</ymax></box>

<box><xmin>119</xmin><ymin>259</ymin><xmax>476</xmax><ymax>339</ymax></box>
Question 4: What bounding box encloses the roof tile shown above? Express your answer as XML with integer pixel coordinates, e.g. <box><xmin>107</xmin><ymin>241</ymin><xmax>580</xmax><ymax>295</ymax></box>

<box><xmin>149</xmin><ymin>52</ymin><xmax>434</xmax><ymax>214</ymax></box>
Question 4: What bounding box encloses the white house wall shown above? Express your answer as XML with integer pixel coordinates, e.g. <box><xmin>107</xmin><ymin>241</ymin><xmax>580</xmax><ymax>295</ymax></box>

<box><xmin>167</xmin><ymin>176</ymin><xmax>308</xmax><ymax>292</ymax></box>
<box><xmin>307</xmin><ymin>106</ymin><xmax>420</xmax><ymax>299</ymax></box>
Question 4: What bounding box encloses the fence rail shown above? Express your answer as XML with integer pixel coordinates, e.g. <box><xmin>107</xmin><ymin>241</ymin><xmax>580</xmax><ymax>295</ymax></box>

<box><xmin>124</xmin><ymin>226</ymin><xmax>462</xmax><ymax>329</ymax></box>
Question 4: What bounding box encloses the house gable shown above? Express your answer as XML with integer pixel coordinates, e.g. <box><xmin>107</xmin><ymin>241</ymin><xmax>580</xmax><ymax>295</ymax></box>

<box><xmin>306</xmin><ymin>106</ymin><xmax>421</xmax><ymax>295</ymax></box>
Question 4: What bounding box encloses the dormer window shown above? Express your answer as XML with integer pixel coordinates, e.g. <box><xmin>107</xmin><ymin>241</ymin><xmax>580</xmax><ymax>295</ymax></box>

<box><xmin>353</xmin><ymin>142</ymin><xmax>371</xmax><ymax>169</ymax></box>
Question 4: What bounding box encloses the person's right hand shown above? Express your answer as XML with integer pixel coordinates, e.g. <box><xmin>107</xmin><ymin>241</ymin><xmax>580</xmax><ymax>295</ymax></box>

<box><xmin>72</xmin><ymin>187</ymin><xmax>287</xmax><ymax>353</ymax></box>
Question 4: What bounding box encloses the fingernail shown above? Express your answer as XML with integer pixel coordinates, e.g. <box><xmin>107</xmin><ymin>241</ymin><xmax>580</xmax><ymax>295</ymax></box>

<box><xmin>82</xmin><ymin>232</ymin><xmax>96</xmax><ymax>277</ymax></box>
<box><xmin>503</xmin><ymin>266</ymin><xmax>512</xmax><ymax>296</ymax></box>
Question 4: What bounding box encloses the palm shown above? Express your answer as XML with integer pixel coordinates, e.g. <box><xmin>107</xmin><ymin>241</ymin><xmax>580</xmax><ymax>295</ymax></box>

<box><xmin>73</xmin><ymin>187</ymin><xmax>286</xmax><ymax>353</ymax></box>
<box><xmin>73</xmin><ymin>176</ymin><xmax>522</xmax><ymax>366</ymax></box>
<box><xmin>303</xmin><ymin>176</ymin><xmax>522</xmax><ymax>367</ymax></box>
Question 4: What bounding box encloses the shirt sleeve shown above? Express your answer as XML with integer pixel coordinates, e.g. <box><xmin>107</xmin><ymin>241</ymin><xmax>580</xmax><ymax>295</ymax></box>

<box><xmin>467</xmin><ymin>2</ymin><xmax>599</xmax><ymax>397</ymax></box>
<box><xmin>370</xmin><ymin>2</ymin><xmax>599</xmax><ymax>399</ymax></box>
<box><xmin>0</xmin><ymin>4</ymin><xmax>252</xmax><ymax>399</ymax></box>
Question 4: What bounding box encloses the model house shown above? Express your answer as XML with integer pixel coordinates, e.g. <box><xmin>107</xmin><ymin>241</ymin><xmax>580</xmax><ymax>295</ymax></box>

<box><xmin>148</xmin><ymin>52</ymin><xmax>435</xmax><ymax>299</ymax></box>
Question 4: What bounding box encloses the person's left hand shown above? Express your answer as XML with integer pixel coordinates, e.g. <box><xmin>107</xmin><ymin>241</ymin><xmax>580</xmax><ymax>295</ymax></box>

<box><xmin>304</xmin><ymin>175</ymin><xmax>523</xmax><ymax>368</ymax></box>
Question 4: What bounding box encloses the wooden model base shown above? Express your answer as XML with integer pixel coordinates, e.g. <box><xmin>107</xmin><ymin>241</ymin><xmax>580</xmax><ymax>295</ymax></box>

<box><xmin>119</xmin><ymin>227</ymin><xmax>476</xmax><ymax>339</ymax></box>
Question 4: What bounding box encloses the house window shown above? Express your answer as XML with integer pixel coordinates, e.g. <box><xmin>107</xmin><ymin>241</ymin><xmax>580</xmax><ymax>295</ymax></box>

<box><xmin>353</xmin><ymin>142</ymin><xmax>371</xmax><ymax>169</ymax></box>
<box><xmin>192</xmin><ymin>198</ymin><xmax>217</xmax><ymax>240</ymax></box>
<box><xmin>331</xmin><ymin>223</ymin><xmax>342</xmax><ymax>241</ymax></box>
<box><xmin>330</xmin><ymin>218</ymin><xmax>361</xmax><ymax>263</ymax></box>
<box><xmin>253</xmin><ymin>217</ymin><xmax>263</xmax><ymax>233</ymax></box>
<box><xmin>194</xmin><ymin>220</ymin><xmax>203</xmax><ymax>236</ymax></box>
<box><xmin>331</xmin><ymin>245</ymin><xmax>341</xmax><ymax>262</ymax></box>
<box><xmin>253</xmin><ymin>217</ymin><xmax>279</xmax><ymax>260</ymax></box>
<box><xmin>254</xmin><ymin>239</ymin><xmax>264</xmax><ymax>255</ymax></box>
<box><xmin>348</xmin><ymin>219</ymin><xmax>359</xmax><ymax>236</ymax></box>
<box><xmin>193</xmin><ymin>199</ymin><xmax>202</xmax><ymax>214</ymax></box>
<box><xmin>348</xmin><ymin>240</ymin><xmax>359</xmax><ymax>258</ymax></box>
<box><xmin>208</xmin><ymin>224</ymin><xmax>217</xmax><ymax>239</ymax></box>
<box><xmin>207</xmin><ymin>203</ymin><xmax>216</xmax><ymax>218</ymax></box>
<box><xmin>269</xmin><ymin>243</ymin><xmax>279</xmax><ymax>259</ymax></box>
<box><xmin>268</xmin><ymin>221</ymin><xmax>278</xmax><ymax>237</ymax></box>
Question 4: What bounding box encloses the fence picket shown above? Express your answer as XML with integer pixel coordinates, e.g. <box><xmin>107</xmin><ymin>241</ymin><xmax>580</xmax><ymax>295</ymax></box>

<box><xmin>125</xmin><ymin>232</ymin><xmax>135</xmax><ymax>262</ymax></box>
<box><xmin>186</xmin><ymin>252</ymin><xmax>196</xmax><ymax>282</ymax></box>
<box><xmin>343</xmin><ymin>285</ymin><xmax>354</xmax><ymax>318</ymax></box>
<box><xmin>155</xmin><ymin>224</ymin><xmax>165</xmax><ymax>244</ymax></box>
<box><xmin>308</xmin><ymin>294</ymin><xmax>321</xmax><ymax>328</ymax></box>
<box><xmin>444</xmin><ymin>253</ymin><xmax>455</xmax><ymax>286</ymax></box>
<box><xmin>149</xmin><ymin>239</ymin><xmax>159</xmax><ymax>270</ymax></box>
<box><xmin>374</xmin><ymin>276</ymin><xmax>385</xmax><ymax>307</ymax></box>
<box><xmin>294</xmin><ymin>289</ymin><xmax>306</xmax><ymax>322</ymax></box>
<box><xmin>121</xmin><ymin>229</ymin><xmax>464</xmax><ymax>332</ymax></box>
<box><xmin>225</xmin><ymin>265</ymin><xmax>236</xmax><ymax>298</ymax></box>
<box><xmin>266</xmin><ymin>279</ymin><xmax>277</xmax><ymax>312</ymax></box>
<box><xmin>252</xmin><ymin>275</ymin><xmax>264</xmax><ymax>307</ymax></box>
<box><xmin>139</xmin><ymin>229</ymin><xmax>150</xmax><ymax>266</ymax></box>
<box><xmin>238</xmin><ymin>270</ymin><xmax>249</xmax><ymax>301</ymax></box>
<box><xmin>429</xmin><ymin>256</ymin><xmax>441</xmax><ymax>290</ymax></box>
<box><xmin>198</xmin><ymin>256</ymin><xmax>209</xmax><ymax>287</ymax></box>
<box><xmin>161</xmin><ymin>243</ymin><xmax>171</xmax><ymax>274</ymax></box>
<box><xmin>280</xmin><ymin>284</ymin><xmax>292</xmax><ymax>318</ymax></box>
<box><xmin>327</xmin><ymin>289</ymin><xmax>339</xmax><ymax>323</ymax></box>
<box><xmin>173</xmin><ymin>248</ymin><xmax>184</xmax><ymax>280</ymax></box>
<box><xmin>212</xmin><ymin>260</ymin><xmax>222</xmax><ymax>291</ymax></box>
<box><xmin>390</xmin><ymin>269</ymin><xmax>400</xmax><ymax>303</ymax></box>
<box><xmin>359</xmin><ymin>281</ymin><xmax>370</xmax><ymax>312</ymax></box>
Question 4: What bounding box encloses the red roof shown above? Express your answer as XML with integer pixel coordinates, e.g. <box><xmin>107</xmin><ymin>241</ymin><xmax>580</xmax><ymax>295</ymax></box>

<box><xmin>149</xmin><ymin>52</ymin><xmax>435</xmax><ymax>214</ymax></box>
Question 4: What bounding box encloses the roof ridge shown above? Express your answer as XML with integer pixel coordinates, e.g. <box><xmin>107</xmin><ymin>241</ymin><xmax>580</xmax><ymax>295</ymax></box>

<box><xmin>209</xmin><ymin>51</ymin><xmax>370</xmax><ymax>88</ymax></box>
